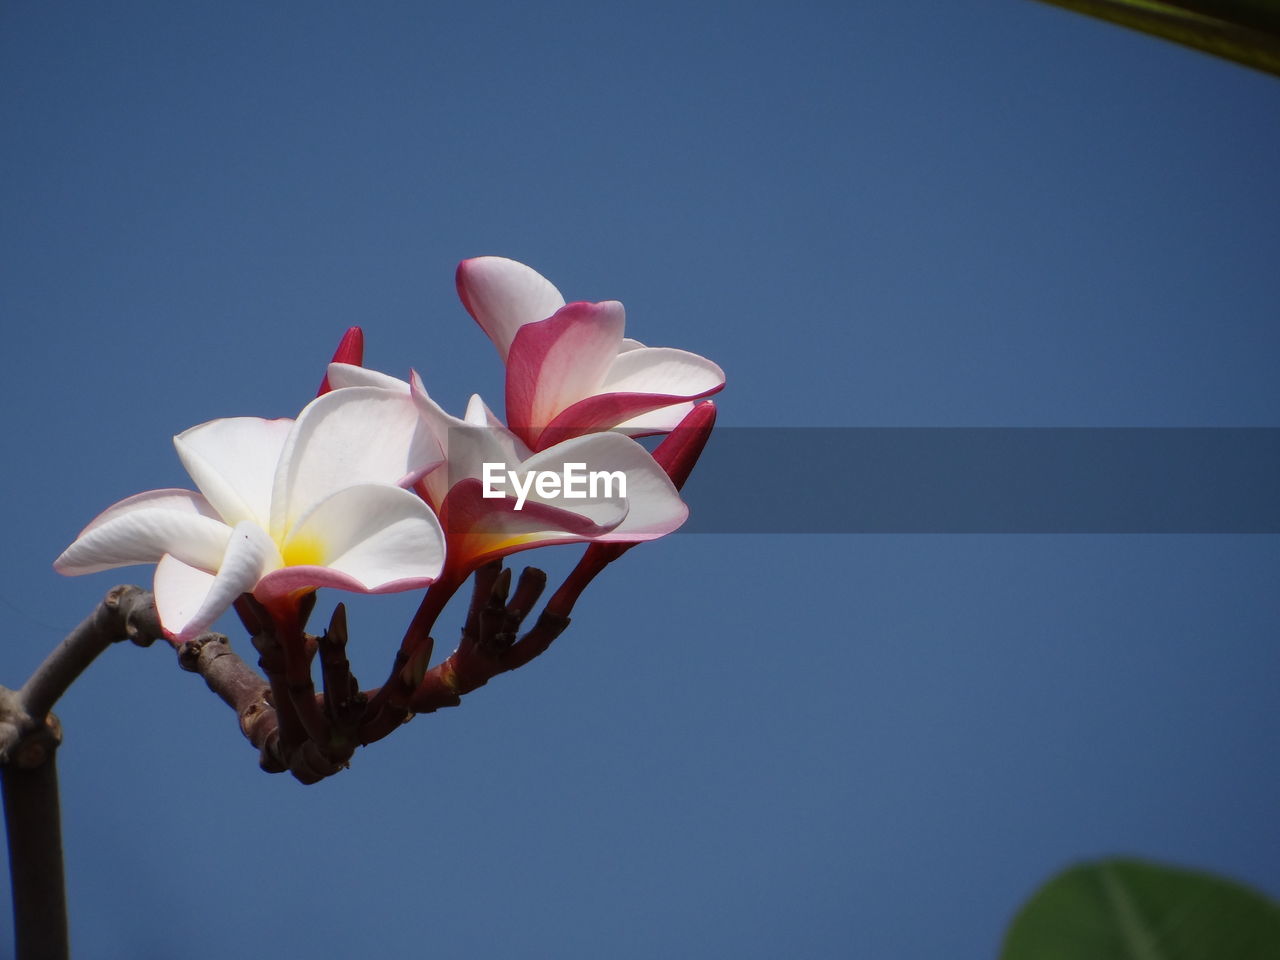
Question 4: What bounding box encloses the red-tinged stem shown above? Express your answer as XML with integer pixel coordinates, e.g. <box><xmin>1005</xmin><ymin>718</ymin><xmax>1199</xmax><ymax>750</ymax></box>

<box><xmin>247</xmin><ymin>600</ymin><xmax>310</xmax><ymax>757</ymax></box>
<box><xmin>363</xmin><ymin>572</ymin><xmax>465</xmax><ymax>718</ymax></box>
<box><xmin>408</xmin><ymin>564</ymin><xmax>573</xmax><ymax>713</ymax></box>
<box><xmin>401</xmin><ymin>573</ymin><xmax>465</xmax><ymax>660</ymax></box>
<box><xmin>544</xmin><ymin>546</ymin><xmax>617</xmax><ymax>620</ymax></box>
<box><xmin>270</xmin><ymin>601</ymin><xmax>331</xmax><ymax>747</ymax></box>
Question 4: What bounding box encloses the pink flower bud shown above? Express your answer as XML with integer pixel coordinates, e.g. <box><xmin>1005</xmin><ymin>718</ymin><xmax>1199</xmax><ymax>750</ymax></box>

<box><xmin>317</xmin><ymin>327</ymin><xmax>365</xmax><ymax>396</ymax></box>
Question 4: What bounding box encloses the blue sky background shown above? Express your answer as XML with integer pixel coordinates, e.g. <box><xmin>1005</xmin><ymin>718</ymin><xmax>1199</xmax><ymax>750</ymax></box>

<box><xmin>3</xmin><ymin>2</ymin><xmax>1279</xmax><ymax>957</ymax></box>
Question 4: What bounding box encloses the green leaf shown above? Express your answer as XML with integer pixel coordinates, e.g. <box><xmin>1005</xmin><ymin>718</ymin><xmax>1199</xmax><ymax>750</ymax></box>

<box><xmin>1001</xmin><ymin>858</ymin><xmax>1280</xmax><ymax>960</ymax></box>
<box><xmin>1033</xmin><ymin>0</ymin><xmax>1280</xmax><ymax>77</ymax></box>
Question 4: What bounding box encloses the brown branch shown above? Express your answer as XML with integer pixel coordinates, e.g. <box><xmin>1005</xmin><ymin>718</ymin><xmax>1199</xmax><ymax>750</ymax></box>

<box><xmin>0</xmin><ymin>585</ymin><xmax>163</xmax><ymax>960</ymax></box>
<box><xmin>2</xmin><ymin>735</ymin><xmax>67</xmax><ymax>960</ymax></box>
<box><xmin>19</xmin><ymin>585</ymin><xmax>162</xmax><ymax>724</ymax></box>
<box><xmin>175</xmin><ymin>633</ymin><xmax>282</xmax><ymax>773</ymax></box>
<box><xmin>317</xmin><ymin>604</ymin><xmax>365</xmax><ymax>742</ymax></box>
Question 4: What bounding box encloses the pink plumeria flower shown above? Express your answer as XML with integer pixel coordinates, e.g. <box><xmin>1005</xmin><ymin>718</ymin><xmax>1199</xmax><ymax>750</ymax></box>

<box><xmin>326</xmin><ymin>363</ymin><xmax>689</xmax><ymax>579</ymax></box>
<box><xmin>456</xmin><ymin>256</ymin><xmax>725</xmax><ymax>451</ymax></box>
<box><xmin>54</xmin><ymin>386</ymin><xmax>446</xmax><ymax>640</ymax></box>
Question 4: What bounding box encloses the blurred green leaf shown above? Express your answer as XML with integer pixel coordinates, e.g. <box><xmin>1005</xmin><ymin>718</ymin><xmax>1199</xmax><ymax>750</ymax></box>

<box><xmin>1034</xmin><ymin>0</ymin><xmax>1280</xmax><ymax>76</ymax></box>
<box><xmin>1001</xmin><ymin>858</ymin><xmax>1280</xmax><ymax>960</ymax></box>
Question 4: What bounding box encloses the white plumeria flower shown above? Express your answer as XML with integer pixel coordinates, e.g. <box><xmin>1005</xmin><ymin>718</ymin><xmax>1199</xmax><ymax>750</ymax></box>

<box><xmin>54</xmin><ymin>386</ymin><xmax>447</xmax><ymax>640</ymax></box>
<box><xmin>326</xmin><ymin>363</ymin><xmax>689</xmax><ymax>578</ymax></box>
<box><xmin>456</xmin><ymin>256</ymin><xmax>725</xmax><ymax>451</ymax></box>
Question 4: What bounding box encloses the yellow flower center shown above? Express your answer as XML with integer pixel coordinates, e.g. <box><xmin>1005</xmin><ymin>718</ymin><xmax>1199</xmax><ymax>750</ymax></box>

<box><xmin>281</xmin><ymin>533</ymin><xmax>326</xmax><ymax>568</ymax></box>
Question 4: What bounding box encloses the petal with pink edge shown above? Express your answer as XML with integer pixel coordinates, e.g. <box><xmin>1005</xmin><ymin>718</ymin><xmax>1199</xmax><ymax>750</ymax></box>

<box><xmin>600</xmin><ymin>345</ymin><xmax>725</xmax><ymax>398</ymax></box>
<box><xmin>54</xmin><ymin>501</ymin><xmax>232</xmax><ymax>576</ymax></box>
<box><xmin>457</xmin><ymin>256</ymin><xmax>567</xmax><ymax>361</ymax></box>
<box><xmin>271</xmin><ymin>386</ymin><xmax>443</xmax><ymax>539</ymax></box>
<box><xmin>438</xmin><ymin>478</ymin><xmax>619</xmax><ymax>573</ymax></box>
<box><xmin>154</xmin><ymin>522</ymin><xmax>282</xmax><ymax>640</ymax></box>
<box><xmin>614</xmin><ymin>402</ymin><xmax>696</xmax><ymax>436</ymax></box>
<box><xmin>527</xmin><ymin>347</ymin><xmax>722</xmax><ymax>446</ymax></box>
<box><xmin>174</xmin><ymin>417</ymin><xmax>293</xmax><ymax>528</ymax></box>
<box><xmin>505</xmin><ymin>300</ymin><xmax>625</xmax><ymax>440</ymax></box>
<box><xmin>72</xmin><ymin>488</ymin><xmax>221</xmax><ymax>538</ymax></box>
<box><xmin>509</xmin><ymin>434</ymin><xmax>649</xmax><ymax>526</ymax></box>
<box><xmin>538</xmin><ymin>392</ymin><xmax>700</xmax><ymax>448</ymax></box>
<box><xmin>530</xmin><ymin>433</ymin><xmax>688</xmax><ymax>542</ymax></box>
<box><xmin>266</xmin><ymin>483</ymin><xmax>445</xmax><ymax>599</ymax></box>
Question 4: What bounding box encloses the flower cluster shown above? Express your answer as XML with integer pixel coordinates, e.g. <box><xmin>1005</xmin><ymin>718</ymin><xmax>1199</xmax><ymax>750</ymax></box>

<box><xmin>55</xmin><ymin>258</ymin><xmax>723</xmax><ymax>659</ymax></box>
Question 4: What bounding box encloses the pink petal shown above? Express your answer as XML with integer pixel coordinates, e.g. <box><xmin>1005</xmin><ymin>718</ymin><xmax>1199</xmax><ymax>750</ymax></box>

<box><xmin>505</xmin><ymin>300</ymin><xmax>625</xmax><ymax>445</ymax></box>
<box><xmin>457</xmin><ymin>257</ymin><xmax>566</xmax><ymax>361</ymax></box>
<box><xmin>537</xmin><ymin>392</ymin><xmax>697</xmax><ymax>449</ymax></box>
<box><xmin>528</xmin><ymin>346</ymin><xmax>722</xmax><ymax>447</ymax></box>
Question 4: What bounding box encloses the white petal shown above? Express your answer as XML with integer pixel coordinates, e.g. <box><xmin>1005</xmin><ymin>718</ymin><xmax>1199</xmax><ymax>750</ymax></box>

<box><xmin>409</xmin><ymin>375</ymin><xmax>524</xmax><ymax>503</ymax></box>
<box><xmin>281</xmin><ymin>483</ymin><xmax>446</xmax><ymax>589</ymax></box>
<box><xmin>271</xmin><ymin>386</ymin><xmax>443</xmax><ymax>539</ymax></box>
<box><xmin>154</xmin><ymin>522</ymin><xmax>282</xmax><ymax>640</ymax></box>
<box><xmin>527</xmin><ymin>433</ymin><xmax>687</xmax><ymax>541</ymax></box>
<box><xmin>464</xmin><ymin>393</ymin><xmax>530</xmax><ymax>458</ymax></box>
<box><xmin>54</xmin><ymin>493</ymin><xmax>232</xmax><ymax>576</ymax></box>
<box><xmin>512</xmin><ymin>435</ymin><xmax>644</xmax><ymax>526</ymax></box>
<box><xmin>174</xmin><ymin>417</ymin><xmax>293</xmax><ymax>527</ymax></box>
<box><xmin>457</xmin><ymin>256</ymin><xmax>566</xmax><ymax>361</ymax></box>
<box><xmin>154</xmin><ymin>555</ymin><xmax>218</xmax><ymax>638</ymax></box>
<box><xmin>600</xmin><ymin>346</ymin><xmax>725</xmax><ymax>398</ymax></box>
<box><xmin>325</xmin><ymin>362</ymin><xmax>410</xmax><ymax>392</ymax></box>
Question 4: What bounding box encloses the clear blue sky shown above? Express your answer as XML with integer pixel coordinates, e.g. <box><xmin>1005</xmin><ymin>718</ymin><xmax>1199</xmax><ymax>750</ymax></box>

<box><xmin>3</xmin><ymin>2</ymin><xmax>1278</xmax><ymax>957</ymax></box>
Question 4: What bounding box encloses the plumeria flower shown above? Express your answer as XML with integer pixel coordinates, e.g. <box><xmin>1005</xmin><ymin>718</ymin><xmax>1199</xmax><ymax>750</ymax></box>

<box><xmin>456</xmin><ymin>256</ymin><xmax>725</xmax><ymax>450</ymax></box>
<box><xmin>54</xmin><ymin>386</ymin><xmax>447</xmax><ymax>641</ymax></box>
<box><xmin>326</xmin><ymin>362</ymin><xmax>689</xmax><ymax>579</ymax></box>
